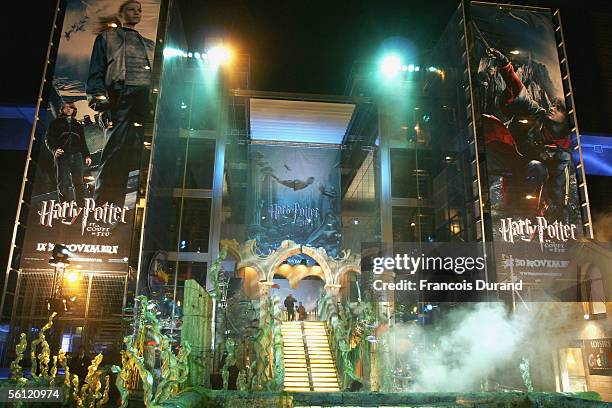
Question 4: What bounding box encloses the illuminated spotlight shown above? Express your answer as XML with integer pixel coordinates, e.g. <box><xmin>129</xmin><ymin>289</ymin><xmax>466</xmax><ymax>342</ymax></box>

<box><xmin>414</xmin><ymin>66</ymin><xmax>420</xmax><ymax>72</ymax></box>
<box><xmin>445</xmin><ymin>156</ymin><xmax>452</xmax><ymax>161</ymax></box>
<box><xmin>401</xmin><ymin>65</ymin><xmax>408</xmax><ymax>71</ymax></box>
<box><xmin>525</xmin><ymin>194</ymin><xmax>535</xmax><ymax>200</ymax></box>
<box><xmin>182</xmin><ymin>52</ymin><xmax>188</xmax><ymax>58</ymax></box>
<box><xmin>510</xmin><ymin>50</ymin><xmax>520</xmax><ymax>55</ymax></box>
<box><xmin>163</xmin><ymin>47</ymin><xmax>184</xmax><ymax>58</ymax></box>
<box><xmin>584</xmin><ymin>314</ymin><xmax>590</xmax><ymax>320</ymax></box>
<box><xmin>194</xmin><ymin>52</ymin><xmax>201</xmax><ymax>59</ymax></box>
<box><xmin>180</xmin><ymin>102</ymin><xmax>188</xmax><ymax>109</ymax></box>
<box><xmin>408</xmin><ymin>64</ymin><xmax>415</xmax><ymax>72</ymax></box>
<box><xmin>518</xmin><ymin>119</ymin><xmax>529</xmax><ymax>124</ymax></box>
<box><xmin>428</xmin><ymin>66</ymin><xmax>437</xmax><ymax>72</ymax></box>
<box><xmin>187</xmin><ymin>52</ymin><xmax>193</xmax><ymax>58</ymax></box>
<box><xmin>379</xmin><ymin>54</ymin><xmax>402</xmax><ymax>78</ymax></box>
<box><xmin>425</xmin><ymin>304</ymin><xmax>433</xmax><ymax>311</ymax></box>
<box><xmin>66</xmin><ymin>271</ymin><xmax>80</xmax><ymax>283</ymax></box>
<box><xmin>410</xmin><ymin>221</ymin><xmax>416</xmax><ymax>227</ymax></box>
<box><xmin>208</xmin><ymin>46</ymin><xmax>232</xmax><ymax>65</ymax></box>
<box><xmin>109</xmin><ymin>23</ymin><xmax>118</xmax><ymax>28</ymax></box>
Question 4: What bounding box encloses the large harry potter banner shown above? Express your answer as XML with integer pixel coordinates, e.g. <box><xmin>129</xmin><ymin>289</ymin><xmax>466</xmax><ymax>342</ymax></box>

<box><xmin>470</xmin><ymin>3</ymin><xmax>585</xmax><ymax>288</ymax></box>
<box><xmin>20</xmin><ymin>0</ymin><xmax>161</xmax><ymax>272</ymax></box>
<box><xmin>246</xmin><ymin>144</ymin><xmax>342</xmax><ymax>257</ymax></box>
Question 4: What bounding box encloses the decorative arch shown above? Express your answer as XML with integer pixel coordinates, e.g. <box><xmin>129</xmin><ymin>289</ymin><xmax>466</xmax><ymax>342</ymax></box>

<box><xmin>335</xmin><ymin>265</ymin><xmax>361</xmax><ymax>285</ymax></box>
<box><xmin>229</xmin><ymin>239</ymin><xmax>361</xmax><ymax>295</ymax></box>
<box><xmin>265</xmin><ymin>242</ymin><xmax>334</xmax><ymax>287</ymax></box>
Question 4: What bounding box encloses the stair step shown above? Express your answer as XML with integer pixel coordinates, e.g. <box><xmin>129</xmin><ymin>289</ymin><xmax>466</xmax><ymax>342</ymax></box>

<box><xmin>282</xmin><ymin>321</ymin><xmax>339</xmax><ymax>393</ymax></box>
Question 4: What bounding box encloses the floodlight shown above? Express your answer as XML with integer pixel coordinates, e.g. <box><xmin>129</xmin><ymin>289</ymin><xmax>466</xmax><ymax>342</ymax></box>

<box><xmin>380</xmin><ymin>54</ymin><xmax>402</xmax><ymax>78</ymax></box>
<box><xmin>208</xmin><ymin>46</ymin><xmax>232</xmax><ymax>65</ymax></box>
<box><xmin>66</xmin><ymin>271</ymin><xmax>80</xmax><ymax>283</ymax></box>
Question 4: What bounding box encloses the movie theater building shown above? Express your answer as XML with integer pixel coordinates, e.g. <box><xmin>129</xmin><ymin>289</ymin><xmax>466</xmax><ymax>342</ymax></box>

<box><xmin>1</xmin><ymin>0</ymin><xmax>610</xmax><ymax>398</ymax></box>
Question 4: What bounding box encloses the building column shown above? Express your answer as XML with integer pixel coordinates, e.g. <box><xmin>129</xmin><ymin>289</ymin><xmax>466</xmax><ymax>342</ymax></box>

<box><xmin>324</xmin><ymin>284</ymin><xmax>342</xmax><ymax>301</ymax></box>
<box><xmin>258</xmin><ymin>280</ymin><xmax>275</xmax><ymax>321</ymax></box>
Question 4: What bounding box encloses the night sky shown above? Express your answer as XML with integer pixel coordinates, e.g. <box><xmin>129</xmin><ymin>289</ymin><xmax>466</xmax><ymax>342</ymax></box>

<box><xmin>3</xmin><ymin>0</ymin><xmax>612</xmax><ymax>119</ymax></box>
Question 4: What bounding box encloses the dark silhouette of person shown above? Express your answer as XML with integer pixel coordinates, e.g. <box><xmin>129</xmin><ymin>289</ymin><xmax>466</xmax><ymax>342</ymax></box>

<box><xmin>69</xmin><ymin>345</ymin><xmax>91</xmax><ymax>381</ymax></box>
<box><xmin>284</xmin><ymin>294</ymin><xmax>296</xmax><ymax>321</ymax></box>
<box><xmin>297</xmin><ymin>302</ymin><xmax>307</xmax><ymax>321</ymax></box>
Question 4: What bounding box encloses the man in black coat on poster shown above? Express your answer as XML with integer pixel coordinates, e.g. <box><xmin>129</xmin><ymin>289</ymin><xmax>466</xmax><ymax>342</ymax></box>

<box><xmin>86</xmin><ymin>1</ymin><xmax>154</xmax><ymax>208</ymax></box>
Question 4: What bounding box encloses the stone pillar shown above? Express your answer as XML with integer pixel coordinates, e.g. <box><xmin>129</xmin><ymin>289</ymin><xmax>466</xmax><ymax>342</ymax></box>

<box><xmin>370</xmin><ymin>341</ymin><xmax>378</xmax><ymax>391</ymax></box>
<box><xmin>258</xmin><ymin>280</ymin><xmax>274</xmax><ymax>298</ymax></box>
<box><xmin>258</xmin><ymin>281</ymin><xmax>275</xmax><ymax>321</ymax></box>
<box><xmin>324</xmin><ymin>284</ymin><xmax>342</xmax><ymax>301</ymax></box>
<box><xmin>182</xmin><ymin>279</ymin><xmax>213</xmax><ymax>387</ymax></box>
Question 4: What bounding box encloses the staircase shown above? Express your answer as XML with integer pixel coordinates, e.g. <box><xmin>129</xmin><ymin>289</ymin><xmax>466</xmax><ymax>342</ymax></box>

<box><xmin>281</xmin><ymin>321</ymin><xmax>340</xmax><ymax>392</ymax></box>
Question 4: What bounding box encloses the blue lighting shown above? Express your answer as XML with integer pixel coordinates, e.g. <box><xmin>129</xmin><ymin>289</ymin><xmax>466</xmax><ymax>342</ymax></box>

<box><xmin>163</xmin><ymin>47</ymin><xmax>184</xmax><ymax>58</ymax></box>
<box><xmin>425</xmin><ymin>304</ymin><xmax>433</xmax><ymax>311</ymax></box>
<box><xmin>579</xmin><ymin>134</ymin><xmax>612</xmax><ymax>176</ymax></box>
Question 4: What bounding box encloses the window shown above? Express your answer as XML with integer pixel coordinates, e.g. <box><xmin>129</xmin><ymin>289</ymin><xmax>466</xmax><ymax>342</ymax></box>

<box><xmin>174</xmin><ymin>198</ymin><xmax>211</xmax><ymax>252</ymax></box>
<box><xmin>580</xmin><ymin>264</ymin><xmax>606</xmax><ymax>318</ymax></box>
<box><xmin>558</xmin><ymin>348</ymin><xmax>587</xmax><ymax>392</ymax></box>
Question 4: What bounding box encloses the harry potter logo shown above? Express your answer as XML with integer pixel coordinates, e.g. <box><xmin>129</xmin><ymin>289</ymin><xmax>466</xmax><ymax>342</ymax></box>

<box><xmin>38</xmin><ymin>198</ymin><xmax>128</xmax><ymax>235</ymax></box>
<box><xmin>499</xmin><ymin>217</ymin><xmax>577</xmax><ymax>244</ymax></box>
<box><xmin>268</xmin><ymin>203</ymin><xmax>320</xmax><ymax>225</ymax></box>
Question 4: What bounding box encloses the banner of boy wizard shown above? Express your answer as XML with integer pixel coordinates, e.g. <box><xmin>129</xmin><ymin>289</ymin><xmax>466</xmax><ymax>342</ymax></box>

<box><xmin>246</xmin><ymin>144</ymin><xmax>342</xmax><ymax>257</ymax></box>
<box><xmin>20</xmin><ymin>0</ymin><xmax>161</xmax><ymax>272</ymax></box>
<box><xmin>470</xmin><ymin>3</ymin><xmax>586</xmax><ymax>290</ymax></box>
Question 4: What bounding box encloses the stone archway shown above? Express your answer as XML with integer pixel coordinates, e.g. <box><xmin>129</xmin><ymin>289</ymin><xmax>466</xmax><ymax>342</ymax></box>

<box><xmin>265</xmin><ymin>242</ymin><xmax>334</xmax><ymax>288</ymax></box>
<box><xmin>223</xmin><ymin>239</ymin><xmax>361</xmax><ymax>301</ymax></box>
